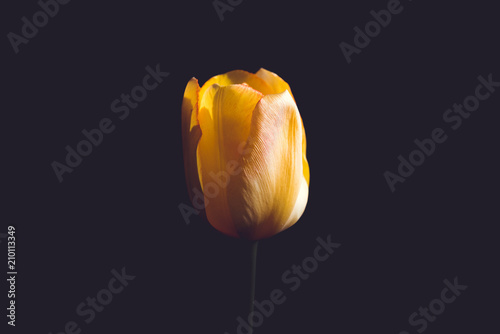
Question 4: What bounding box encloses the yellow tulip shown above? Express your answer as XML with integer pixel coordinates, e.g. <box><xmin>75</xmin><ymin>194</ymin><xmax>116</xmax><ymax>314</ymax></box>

<box><xmin>182</xmin><ymin>69</ymin><xmax>309</xmax><ymax>240</ymax></box>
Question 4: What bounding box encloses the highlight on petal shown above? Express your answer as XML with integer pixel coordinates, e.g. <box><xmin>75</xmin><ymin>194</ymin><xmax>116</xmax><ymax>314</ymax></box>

<box><xmin>282</xmin><ymin>176</ymin><xmax>309</xmax><ymax>231</ymax></box>
<box><xmin>181</xmin><ymin>78</ymin><xmax>203</xmax><ymax>209</ymax></box>
<box><xmin>227</xmin><ymin>90</ymin><xmax>309</xmax><ymax>240</ymax></box>
<box><xmin>199</xmin><ymin>70</ymin><xmax>274</xmax><ymax>104</ymax></box>
<box><xmin>256</xmin><ymin>68</ymin><xmax>308</xmax><ymax>184</ymax></box>
<box><xmin>255</xmin><ymin>68</ymin><xmax>295</xmax><ymax>100</ymax></box>
<box><xmin>197</xmin><ymin>83</ymin><xmax>264</xmax><ymax>238</ymax></box>
<box><xmin>301</xmin><ymin>120</ymin><xmax>310</xmax><ymax>186</ymax></box>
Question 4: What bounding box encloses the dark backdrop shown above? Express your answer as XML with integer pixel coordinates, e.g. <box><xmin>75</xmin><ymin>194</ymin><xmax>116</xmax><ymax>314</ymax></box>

<box><xmin>2</xmin><ymin>0</ymin><xmax>499</xmax><ymax>333</ymax></box>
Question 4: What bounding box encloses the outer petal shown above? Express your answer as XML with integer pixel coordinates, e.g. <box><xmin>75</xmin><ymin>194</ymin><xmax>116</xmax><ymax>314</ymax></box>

<box><xmin>227</xmin><ymin>90</ymin><xmax>309</xmax><ymax>240</ymax></box>
<box><xmin>255</xmin><ymin>68</ymin><xmax>295</xmax><ymax>100</ymax></box>
<box><xmin>301</xmin><ymin>120</ymin><xmax>310</xmax><ymax>186</ymax></box>
<box><xmin>197</xmin><ymin>83</ymin><xmax>264</xmax><ymax>238</ymax></box>
<box><xmin>181</xmin><ymin>78</ymin><xmax>203</xmax><ymax>210</ymax></box>
<box><xmin>256</xmin><ymin>68</ymin><xmax>309</xmax><ymax>185</ymax></box>
<box><xmin>199</xmin><ymin>70</ymin><xmax>274</xmax><ymax>104</ymax></box>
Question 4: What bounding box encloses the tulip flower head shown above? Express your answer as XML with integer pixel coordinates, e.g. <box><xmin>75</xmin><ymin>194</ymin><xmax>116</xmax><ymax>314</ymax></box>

<box><xmin>182</xmin><ymin>69</ymin><xmax>309</xmax><ymax>240</ymax></box>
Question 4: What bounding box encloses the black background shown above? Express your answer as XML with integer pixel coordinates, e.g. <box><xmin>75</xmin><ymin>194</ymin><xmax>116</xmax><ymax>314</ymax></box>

<box><xmin>2</xmin><ymin>0</ymin><xmax>499</xmax><ymax>333</ymax></box>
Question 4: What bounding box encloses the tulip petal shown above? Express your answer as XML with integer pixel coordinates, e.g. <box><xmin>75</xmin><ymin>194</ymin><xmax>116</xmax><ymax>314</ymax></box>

<box><xmin>227</xmin><ymin>90</ymin><xmax>309</xmax><ymax>240</ymax></box>
<box><xmin>199</xmin><ymin>70</ymin><xmax>274</xmax><ymax>104</ymax></box>
<box><xmin>256</xmin><ymin>68</ymin><xmax>309</xmax><ymax>185</ymax></box>
<box><xmin>255</xmin><ymin>68</ymin><xmax>295</xmax><ymax>100</ymax></box>
<box><xmin>198</xmin><ymin>83</ymin><xmax>264</xmax><ymax>238</ymax></box>
<box><xmin>301</xmin><ymin>120</ymin><xmax>310</xmax><ymax>186</ymax></box>
<box><xmin>282</xmin><ymin>176</ymin><xmax>309</xmax><ymax>231</ymax></box>
<box><xmin>181</xmin><ymin>78</ymin><xmax>204</xmax><ymax>211</ymax></box>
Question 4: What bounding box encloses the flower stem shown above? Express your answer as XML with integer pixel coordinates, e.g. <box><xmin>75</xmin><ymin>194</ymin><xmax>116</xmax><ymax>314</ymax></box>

<box><xmin>249</xmin><ymin>240</ymin><xmax>259</xmax><ymax>333</ymax></box>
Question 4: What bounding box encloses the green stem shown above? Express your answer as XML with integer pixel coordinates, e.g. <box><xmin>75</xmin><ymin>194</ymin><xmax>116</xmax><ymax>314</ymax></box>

<box><xmin>249</xmin><ymin>240</ymin><xmax>259</xmax><ymax>333</ymax></box>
